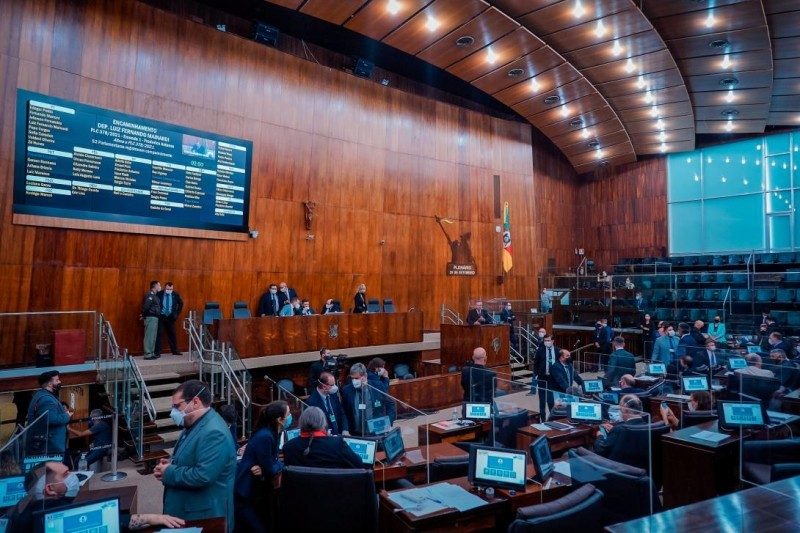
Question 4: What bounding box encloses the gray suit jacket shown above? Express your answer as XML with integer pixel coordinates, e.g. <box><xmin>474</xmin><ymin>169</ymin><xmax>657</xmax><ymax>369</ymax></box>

<box><xmin>162</xmin><ymin>409</ymin><xmax>236</xmax><ymax>531</ymax></box>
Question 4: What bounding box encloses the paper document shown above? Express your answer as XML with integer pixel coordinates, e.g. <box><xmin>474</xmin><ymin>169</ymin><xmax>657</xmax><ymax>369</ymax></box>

<box><xmin>426</xmin><ymin>483</ymin><xmax>486</xmax><ymax>512</ymax></box>
<box><xmin>405</xmin><ymin>449</ymin><xmax>426</xmax><ymax>464</ymax></box>
<box><xmin>691</xmin><ymin>430</ymin><xmax>729</xmax><ymax>443</ymax></box>
<box><xmin>432</xmin><ymin>420</ymin><xmax>458</xmax><ymax>430</ymax></box>
<box><xmin>387</xmin><ymin>483</ymin><xmax>487</xmax><ymax>516</ymax></box>
<box><xmin>531</xmin><ymin>423</ymin><xmax>551</xmax><ymax>431</ymax></box>
<box><xmin>387</xmin><ymin>488</ymin><xmax>448</xmax><ymax>517</ymax></box>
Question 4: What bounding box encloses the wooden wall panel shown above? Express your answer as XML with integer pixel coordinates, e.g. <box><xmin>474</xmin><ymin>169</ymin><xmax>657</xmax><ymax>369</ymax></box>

<box><xmin>0</xmin><ymin>0</ymin><xmax>584</xmax><ymax>365</ymax></box>
<box><xmin>575</xmin><ymin>157</ymin><xmax>669</xmax><ymax>271</ymax></box>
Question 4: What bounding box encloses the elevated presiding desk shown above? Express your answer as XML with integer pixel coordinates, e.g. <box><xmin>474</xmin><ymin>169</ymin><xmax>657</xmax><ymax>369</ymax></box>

<box><xmin>215</xmin><ymin>312</ymin><xmax>423</xmax><ymax>357</ymax></box>
<box><xmin>440</xmin><ymin>324</ymin><xmax>509</xmax><ymax>368</ymax></box>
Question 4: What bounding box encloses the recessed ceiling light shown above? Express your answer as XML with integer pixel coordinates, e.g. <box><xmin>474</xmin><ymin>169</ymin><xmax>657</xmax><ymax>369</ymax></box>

<box><xmin>595</xmin><ymin>148</ymin><xmax>604</xmax><ymax>159</ymax></box>
<box><xmin>455</xmin><ymin>35</ymin><xmax>474</xmax><ymax>47</ymax></box>
<box><xmin>721</xmin><ymin>53</ymin><xmax>732</xmax><ymax>69</ymax></box>
<box><xmin>544</xmin><ymin>95</ymin><xmax>561</xmax><ymax>105</ymax></box>
<box><xmin>387</xmin><ymin>0</ymin><xmax>401</xmax><ymax>16</ymax></box>
<box><xmin>595</xmin><ymin>19</ymin><xmax>606</xmax><ymax>38</ymax></box>
<box><xmin>426</xmin><ymin>15</ymin><xmax>440</xmax><ymax>32</ymax></box>
<box><xmin>725</xmin><ymin>89</ymin><xmax>734</xmax><ymax>103</ymax></box>
<box><xmin>651</xmin><ymin>105</ymin><xmax>660</xmax><ymax>118</ymax></box>
<box><xmin>660</xmin><ymin>143</ymin><xmax>667</xmax><ymax>153</ymax></box>
<box><xmin>612</xmin><ymin>39</ymin><xmax>623</xmax><ymax>56</ymax></box>
<box><xmin>659</xmin><ymin>131</ymin><xmax>667</xmax><ymax>142</ymax></box>
<box><xmin>486</xmin><ymin>47</ymin><xmax>497</xmax><ymax>64</ymax></box>
<box><xmin>645</xmin><ymin>89</ymin><xmax>653</xmax><ymax>103</ymax></box>
<box><xmin>624</xmin><ymin>57</ymin><xmax>636</xmax><ymax>73</ymax></box>
<box><xmin>637</xmin><ymin>75</ymin><xmax>646</xmax><ymax>89</ymax></box>
<box><xmin>581</xmin><ymin>128</ymin><xmax>591</xmax><ymax>139</ymax></box>
<box><xmin>573</xmin><ymin>0</ymin><xmax>585</xmax><ymax>18</ymax></box>
<box><xmin>656</xmin><ymin>119</ymin><xmax>665</xmax><ymax>130</ymax></box>
<box><xmin>560</xmin><ymin>104</ymin><xmax>569</xmax><ymax>117</ymax></box>
<box><xmin>705</xmin><ymin>11</ymin><xmax>716</xmax><ymax>28</ymax></box>
<box><xmin>570</xmin><ymin>118</ymin><xmax>584</xmax><ymax>128</ymax></box>
<box><xmin>725</xmin><ymin>118</ymin><xmax>734</xmax><ymax>132</ymax></box>
<box><xmin>508</xmin><ymin>68</ymin><xmax>525</xmax><ymax>78</ymax></box>
<box><xmin>530</xmin><ymin>77</ymin><xmax>540</xmax><ymax>92</ymax></box>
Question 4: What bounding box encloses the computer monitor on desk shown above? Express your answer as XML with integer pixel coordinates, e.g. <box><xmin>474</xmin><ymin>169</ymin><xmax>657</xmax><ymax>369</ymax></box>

<box><xmin>727</xmin><ymin>357</ymin><xmax>747</xmax><ymax>370</ymax></box>
<box><xmin>569</xmin><ymin>402</ymin><xmax>602</xmax><ymax>424</ymax></box>
<box><xmin>367</xmin><ymin>416</ymin><xmax>391</xmax><ymax>435</ymax></box>
<box><xmin>468</xmin><ymin>445</ymin><xmax>527</xmax><ymax>491</ymax></box>
<box><xmin>278</xmin><ymin>428</ymin><xmax>301</xmax><ymax>451</ymax></box>
<box><xmin>647</xmin><ymin>363</ymin><xmax>666</xmax><ymax>376</ymax></box>
<box><xmin>746</xmin><ymin>345</ymin><xmax>761</xmax><ymax>354</ymax></box>
<box><xmin>0</xmin><ymin>475</ymin><xmax>26</xmax><ymax>510</ymax></box>
<box><xmin>717</xmin><ymin>401</ymin><xmax>767</xmax><ymax>431</ymax></box>
<box><xmin>382</xmin><ymin>428</ymin><xmax>405</xmax><ymax>464</ymax></box>
<box><xmin>37</xmin><ymin>497</ymin><xmax>120</xmax><ymax>533</ymax></box>
<box><xmin>682</xmin><ymin>376</ymin><xmax>709</xmax><ymax>393</ymax></box>
<box><xmin>463</xmin><ymin>402</ymin><xmax>492</xmax><ymax>421</ymax></box>
<box><xmin>529</xmin><ymin>436</ymin><xmax>554</xmax><ymax>484</ymax></box>
<box><xmin>343</xmin><ymin>437</ymin><xmax>377</xmax><ymax>467</ymax></box>
<box><xmin>582</xmin><ymin>379</ymin><xmax>603</xmax><ymax>394</ymax></box>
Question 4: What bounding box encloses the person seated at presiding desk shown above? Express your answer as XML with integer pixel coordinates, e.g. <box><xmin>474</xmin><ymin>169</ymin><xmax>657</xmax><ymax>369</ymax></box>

<box><xmin>3</xmin><ymin>461</ymin><xmax>184</xmax><ymax>533</ymax></box>
<box><xmin>282</xmin><ymin>407</ymin><xmax>362</xmax><ymax>469</ymax></box>
<box><xmin>234</xmin><ymin>400</ymin><xmax>290</xmax><ymax>533</ymax></box>
<box><xmin>278</xmin><ymin>297</ymin><xmax>300</xmax><ymax>316</ymax></box>
<box><xmin>461</xmin><ymin>347</ymin><xmax>496</xmax><ymax>403</ymax></box>
<box><xmin>651</xmin><ymin>323</ymin><xmax>678</xmax><ymax>365</ymax></box>
<box><xmin>466</xmin><ymin>300</ymin><xmax>493</xmax><ymax>325</ymax></box>
<box><xmin>321</xmin><ymin>299</ymin><xmax>341</xmax><ymax>314</ymax></box>
<box><xmin>593</xmin><ymin>395</ymin><xmax>647</xmax><ymax>457</ymax></box>
<box><xmin>735</xmin><ymin>353</ymin><xmax>775</xmax><ymax>378</ymax></box>
<box><xmin>660</xmin><ymin>391</ymin><xmax>712</xmax><ymax>430</ymax></box>
<box><xmin>307</xmin><ymin>372</ymin><xmax>349</xmax><ymax>435</ymax></box>
<box><xmin>298</xmin><ymin>299</ymin><xmax>315</xmax><ymax>316</ymax></box>
<box><xmin>603</xmin><ymin>337</ymin><xmax>636</xmax><ymax>388</ymax></box>
<box><xmin>342</xmin><ymin>363</ymin><xmax>391</xmax><ymax>436</ymax></box>
<box><xmin>257</xmin><ymin>284</ymin><xmax>281</xmax><ymax>317</ymax></box>
<box><xmin>616</xmin><ymin>374</ymin><xmax>644</xmax><ymax>394</ymax></box>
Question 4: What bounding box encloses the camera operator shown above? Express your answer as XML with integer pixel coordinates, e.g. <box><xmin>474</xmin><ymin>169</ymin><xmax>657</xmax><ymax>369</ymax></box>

<box><xmin>308</xmin><ymin>348</ymin><xmax>348</xmax><ymax>391</ymax></box>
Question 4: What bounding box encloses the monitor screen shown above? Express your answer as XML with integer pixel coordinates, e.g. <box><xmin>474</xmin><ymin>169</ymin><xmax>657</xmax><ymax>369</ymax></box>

<box><xmin>647</xmin><ymin>363</ymin><xmax>666</xmax><ymax>375</ymax></box>
<box><xmin>552</xmin><ymin>392</ymin><xmax>579</xmax><ymax>404</ymax></box>
<box><xmin>728</xmin><ymin>358</ymin><xmax>747</xmax><ymax>369</ymax></box>
<box><xmin>42</xmin><ymin>497</ymin><xmax>120</xmax><ymax>533</ymax></box>
<box><xmin>718</xmin><ymin>401</ymin><xmax>766</xmax><ymax>430</ymax></box>
<box><xmin>23</xmin><ymin>455</ymin><xmax>65</xmax><ymax>473</ymax></box>
<box><xmin>570</xmin><ymin>402</ymin><xmax>602</xmax><ymax>423</ymax></box>
<box><xmin>0</xmin><ymin>476</ymin><xmax>26</xmax><ymax>509</ymax></box>
<box><xmin>343</xmin><ymin>438</ymin><xmax>377</xmax><ymax>467</ymax></box>
<box><xmin>582</xmin><ymin>379</ymin><xmax>603</xmax><ymax>394</ymax></box>
<box><xmin>599</xmin><ymin>392</ymin><xmax>619</xmax><ymax>405</ymax></box>
<box><xmin>746</xmin><ymin>345</ymin><xmax>761</xmax><ymax>354</ymax></box>
<box><xmin>468</xmin><ymin>445</ymin><xmax>527</xmax><ymax>490</ymax></box>
<box><xmin>279</xmin><ymin>428</ymin><xmax>301</xmax><ymax>451</ymax></box>
<box><xmin>366</xmin><ymin>416</ymin><xmax>391</xmax><ymax>435</ymax></box>
<box><xmin>382</xmin><ymin>428</ymin><xmax>405</xmax><ymax>464</ymax></box>
<box><xmin>682</xmin><ymin>376</ymin><xmax>709</xmax><ymax>392</ymax></box>
<box><xmin>529</xmin><ymin>436</ymin><xmax>553</xmax><ymax>483</ymax></box>
<box><xmin>463</xmin><ymin>403</ymin><xmax>492</xmax><ymax>420</ymax></box>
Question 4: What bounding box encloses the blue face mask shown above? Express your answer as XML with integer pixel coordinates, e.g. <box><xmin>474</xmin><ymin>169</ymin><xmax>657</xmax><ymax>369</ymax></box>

<box><xmin>170</xmin><ymin>388</ymin><xmax>205</xmax><ymax>428</ymax></box>
<box><xmin>284</xmin><ymin>413</ymin><xmax>293</xmax><ymax>429</ymax></box>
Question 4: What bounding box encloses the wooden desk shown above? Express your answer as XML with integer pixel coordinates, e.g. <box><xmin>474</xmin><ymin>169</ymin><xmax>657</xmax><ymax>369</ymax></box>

<box><xmin>418</xmin><ymin>420</ymin><xmax>492</xmax><ymax>446</ymax></box>
<box><xmin>141</xmin><ymin>517</ymin><xmax>225</xmax><ymax>532</ymax></box>
<box><xmin>633</xmin><ymin>375</ymin><xmax>661</xmax><ymax>390</ymax></box>
<box><xmin>440</xmin><ymin>324</ymin><xmax>509</xmax><ymax>368</ymax></box>
<box><xmin>74</xmin><ymin>484</ymin><xmax>137</xmax><ymax>515</ymax></box>
<box><xmin>374</xmin><ymin>442</ymin><xmax>467</xmax><ymax>485</ymax></box>
<box><xmin>781</xmin><ymin>388</ymin><xmax>800</xmax><ymax>415</ymax></box>
<box><xmin>661</xmin><ymin>420</ymin><xmax>744</xmax><ymax>508</ymax></box>
<box><xmin>216</xmin><ymin>312</ymin><xmax>423</xmax><ymax>357</ymax></box>
<box><xmin>606</xmin><ymin>476</ymin><xmax>800</xmax><ymax>533</ymax></box>
<box><xmin>516</xmin><ymin>423</ymin><xmax>594</xmax><ymax>457</ymax></box>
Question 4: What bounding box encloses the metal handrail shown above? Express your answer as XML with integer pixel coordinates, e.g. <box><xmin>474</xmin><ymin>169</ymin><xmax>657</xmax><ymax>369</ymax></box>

<box><xmin>570</xmin><ymin>343</ymin><xmax>596</xmax><ymax>373</ymax></box>
<box><xmin>221</xmin><ymin>346</ymin><xmax>251</xmax><ymax>407</ymax></box>
<box><xmin>722</xmin><ymin>286</ymin><xmax>732</xmax><ymax>320</ymax></box>
<box><xmin>129</xmin><ymin>355</ymin><xmax>156</xmax><ymax>421</ymax></box>
<box><xmin>440</xmin><ymin>304</ymin><xmax>463</xmax><ymax>325</ymax></box>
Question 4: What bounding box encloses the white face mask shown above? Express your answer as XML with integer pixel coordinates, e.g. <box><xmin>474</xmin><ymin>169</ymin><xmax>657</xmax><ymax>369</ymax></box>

<box><xmin>538</xmin><ymin>332</ymin><xmax>545</xmax><ymax>338</ymax></box>
<box><xmin>667</xmin><ymin>330</ymin><xmax>676</xmax><ymax>337</ymax></box>
<box><xmin>352</xmin><ymin>378</ymin><xmax>362</xmax><ymax>389</ymax></box>
<box><xmin>35</xmin><ymin>473</ymin><xmax>80</xmax><ymax>500</ymax></box>
<box><xmin>327</xmin><ymin>385</ymin><xmax>338</xmax><ymax>395</ymax></box>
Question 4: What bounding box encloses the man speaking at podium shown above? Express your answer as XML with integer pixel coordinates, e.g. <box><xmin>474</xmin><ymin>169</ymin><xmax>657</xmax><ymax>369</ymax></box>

<box><xmin>467</xmin><ymin>300</ymin><xmax>493</xmax><ymax>326</ymax></box>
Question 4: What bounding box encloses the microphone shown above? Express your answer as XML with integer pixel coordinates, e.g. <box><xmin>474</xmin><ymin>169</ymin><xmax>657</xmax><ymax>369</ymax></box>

<box><xmin>573</xmin><ymin>340</ymin><xmax>581</xmax><ymax>348</ymax></box>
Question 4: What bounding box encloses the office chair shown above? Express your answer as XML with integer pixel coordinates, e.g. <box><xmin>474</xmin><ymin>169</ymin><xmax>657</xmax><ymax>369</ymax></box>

<box><xmin>382</xmin><ymin>298</ymin><xmax>396</xmax><ymax>313</ymax></box>
<box><xmin>680</xmin><ymin>410</ymin><xmax>718</xmax><ymax>428</ymax></box>
<box><xmin>276</xmin><ymin>379</ymin><xmax>295</xmax><ymax>399</ymax></box>
<box><xmin>493</xmin><ymin>409</ymin><xmax>529</xmax><ymax>448</ymax></box>
<box><xmin>393</xmin><ymin>363</ymin><xmax>414</xmax><ymax>380</ymax></box>
<box><xmin>366</xmin><ymin>299</ymin><xmax>381</xmax><ymax>313</ymax></box>
<box><xmin>742</xmin><ymin>439</ymin><xmax>800</xmax><ymax>484</ymax></box>
<box><xmin>739</xmin><ymin>375</ymin><xmax>782</xmax><ymax>409</ymax></box>
<box><xmin>567</xmin><ymin>447</ymin><xmax>660</xmax><ymax>524</ymax></box>
<box><xmin>508</xmin><ymin>483</ymin><xmax>604</xmax><ymax>533</ymax></box>
<box><xmin>606</xmin><ymin>421</ymin><xmax>669</xmax><ymax>488</ymax></box>
<box><xmin>429</xmin><ymin>455</ymin><xmax>470</xmax><ymax>482</ymax></box>
<box><xmin>202</xmin><ymin>301</ymin><xmax>222</xmax><ymax>325</ymax></box>
<box><xmin>232</xmin><ymin>300</ymin><xmax>251</xmax><ymax>318</ymax></box>
<box><xmin>278</xmin><ymin>466</ymin><xmax>377</xmax><ymax>533</ymax></box>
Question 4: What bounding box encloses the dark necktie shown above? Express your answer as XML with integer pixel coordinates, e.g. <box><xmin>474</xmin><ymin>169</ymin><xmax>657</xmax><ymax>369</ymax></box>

<box><xmin>272</xmin><ymin>295</ymin><xmax>278</xmax><ymax>315</ymax></box>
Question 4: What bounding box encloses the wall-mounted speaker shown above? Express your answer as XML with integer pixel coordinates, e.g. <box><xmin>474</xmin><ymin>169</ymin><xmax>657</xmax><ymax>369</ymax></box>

<box><xmin>254</xmin><ymin>22</ymin><xmax>279</xmax><ymax>47</ymax></box>
<box><xmin>353</xmin><ymin>58</ymin><xmax>374</xmax><ymax>78</ymax></box>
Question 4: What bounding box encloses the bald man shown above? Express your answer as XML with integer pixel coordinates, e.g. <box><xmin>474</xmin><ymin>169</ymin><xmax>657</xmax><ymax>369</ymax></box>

<box><xmin>461</xmin><ymin>347</ymin><xmax>496</xmax><ymax>403</ymax></box>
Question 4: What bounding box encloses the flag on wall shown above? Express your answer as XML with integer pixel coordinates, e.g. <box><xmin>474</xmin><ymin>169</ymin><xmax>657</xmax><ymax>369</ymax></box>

<box><xmin>502</xmin><ymin>202</ymin><xmax>513</xmax><ymax>272</ymax></box>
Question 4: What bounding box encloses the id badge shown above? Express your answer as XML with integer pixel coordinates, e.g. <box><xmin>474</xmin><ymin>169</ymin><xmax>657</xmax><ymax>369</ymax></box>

<box><xmin>358</xmin><ymin>403</ymin><xmax>367</xmax><ymax>410</ymax></box>
<box><xmin>329</xmin><ymin>414</ymin><xmax>336</xmax><ymax>423</ymax></box>
<box><xmin>374</xmin><ymin>400</ymin><xmax>382</xmax><ymax>408</ymax></box>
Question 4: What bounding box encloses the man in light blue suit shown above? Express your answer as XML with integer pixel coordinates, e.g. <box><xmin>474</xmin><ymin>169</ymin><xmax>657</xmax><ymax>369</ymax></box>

<box><xmin>155</xmin><ymin>380</ymin><xmax>236</xmax><ymax>532</ymax></box>
<box><xmin>651</xmin><ymin>323</ymin><xmax>678</xmax><ymax>364</ymax></box>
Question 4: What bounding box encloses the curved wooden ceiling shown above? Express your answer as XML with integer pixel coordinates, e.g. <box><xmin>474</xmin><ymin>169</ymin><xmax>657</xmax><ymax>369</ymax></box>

<box><xmin>265</xmin><ymin>0</ymin><xmax>798</xmax><ymax>173</ymax></box>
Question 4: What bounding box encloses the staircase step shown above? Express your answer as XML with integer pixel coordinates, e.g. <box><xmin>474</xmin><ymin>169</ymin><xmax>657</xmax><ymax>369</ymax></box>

<box><xmin>154</xmin><ymin>417</ymin><xmax>177</xmax><ymax>429</ymax></box>
<box><xmin>140</xmin><ymin>371</ymin><xmax>182</xmax><ymax>381</ymax></box>
<box><xmin>511</xmin><ymin>370</ymin><xmax>533</xmax><ymax>377</ymax></box>
<box><xmin>515</xmin><ymin>377</ymin><xmax>533</xmax><ymax>385</ymax></box>
<box><xmin>160</xmin><ymin>430</ymin><xmax>183</xmax><ymax>444</ymax></box>
<box><xmin>147</xmin><ymin>383</ymin><xmax>180</xmax><ymax>394</ymax></box>
<box><xmin>152</xmin><ymin>396</ymin><xmax>174</xmax><ymax>413</ymax></box>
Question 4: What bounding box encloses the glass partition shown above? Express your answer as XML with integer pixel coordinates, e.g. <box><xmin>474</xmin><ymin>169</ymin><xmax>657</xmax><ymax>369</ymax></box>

<box><xmin>262</xmin><ymin>375</ymin><xmax>309</xmax><ymax>438</ymax></box>
<box><xmin>0</xmin><ymin>311</ymin><xmax>100</xmax><ymax>369</ymax></box>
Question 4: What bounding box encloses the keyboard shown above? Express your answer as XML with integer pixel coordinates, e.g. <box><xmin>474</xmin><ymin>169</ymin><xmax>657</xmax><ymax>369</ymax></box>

<box><xmin>665</xmin><ymin>394</ymin><xmax>691</xmax><ymax>401</ymax></box>
<box><xmin>543</xmin><ymin>421</ymin><xmax>572</xmax><ymax>431</ymax></box>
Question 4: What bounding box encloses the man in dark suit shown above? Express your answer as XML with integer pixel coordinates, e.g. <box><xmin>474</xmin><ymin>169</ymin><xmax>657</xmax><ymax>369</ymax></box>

<box><xmin>593</xmin><ymin>395</ymin><xmax>648</xmax><ymax>458</ymax></box>
<box><xmin>754</xmin><ymin>309</ymin><xmax>771</xmax><ymax>334</ymax></box>
<box><xmin>617</xmin><ymin>374</ymin><xmax>644</xmax><ymax>394</ymax></box>
<box><xmin>594</xmin><ymin>318</ymin><xmax>613</xmax><ymax>366</ymax></box>
<box><xmin>461</xmin><ymin>348</ymin><xmax>496</xmax><ymax>403</ymax></box>
<box><xmin>306</xmin><ymin>372</ymin><xmax>349</xmax><ymax>435</ymax></box>
<box><xmin>466</xmin><ymin>300</ymin><xmax>493</xmax><ymax>325</ymax></box>
<box><xmin>604</xmin><ymin>337</ymin><xmax>636</xmax><ymax>388</ymax></box>
<box><xmin>500</xmin><ymin>301</ymin><xmax>517</xmax><ymax>348</ymax></box>
<box><xmin>257</xmin><ymin>284</ymin><xmax>281</xmax><ymax>317</ymax></box>
<box><xmin>690</xmin><ymin>320</ymin><xmax>706</xmax><ymax>346</ymax></box>
<box><xmin>549</xmin><ymin>349</ymin><xmax>584</xmax><ymax>396</ymax></box>
<box><xmin>693</xmin><ymin>338</ymin><xmax>722</xmax><ymax>372</ymax></box>
<box><xmin>768</xmin><ymin>349</ymin><xmax>800</xmax><ymax>391</ymax></box>
<box><xmin>530</xmin><ymin>335</ymin><xmax>558</xmax><ymax>417</ymax></box>
<box><xmin>763</xmin><ymin>331</ymin><xmax>792</xmax><ymax>356</ymax></box>
<box><xmin>156</xmin><ymin>281</ymin><xmax>184</xmax><ymax>356</ymax></box>
<box><xmin>277</xmin><ymin>281</ymin><xmax>298</xmax><ymax>308</ymax></box>
<box><xmin>676</xmin><ymin>322</ymin><xmax>700</xmax><ymax>359</ymax></box>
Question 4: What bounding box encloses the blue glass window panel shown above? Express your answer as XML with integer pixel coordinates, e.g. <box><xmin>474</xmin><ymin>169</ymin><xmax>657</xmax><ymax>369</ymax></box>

<box><xmin>768</xmin><ymin>190</ymin><xmax>793</xmax><ymax>214</ymax></box>
<box><xmin>769</xmin><ymin>216</ymin><xmax>792</xmax><ymax>250</ymax></box>
<box><xmin>703</xmin><ymin>138</ymin><xmax>762</xmax><ymax>198</ymax></box>
<box><xmin>669</xmin><ymin>201</ymin><xmax>703</xmax><ymax>254</ymax></box>
<box><xmin>668</xmin><ymin>153</ymin><xmax>702</xmax><ymax>202</ymax></box>
<box><xmin>765</xmin><ymin>132</ymin><xmax>790</xmax><ymax>155</ymax></box>
<box><xmin>766</xmin><ymin>154</ymin><xmax>792</xmax><ymax>190</ymax></box>
<box><xmin>703</xmin><ymin>195</ymin><xmax>764</xmax><ymax>252</ymax></box>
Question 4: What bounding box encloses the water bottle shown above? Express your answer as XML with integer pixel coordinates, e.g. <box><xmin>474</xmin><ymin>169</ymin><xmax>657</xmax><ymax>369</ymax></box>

<box><xmin>78</xmin><ymin>452</ymin><xmax>88</xmax><ymax>472</ymax></box>
<box><xmin>451</xmin><ymin>408</ymin><xmax>459</xmax><ymax>423</ymax></box>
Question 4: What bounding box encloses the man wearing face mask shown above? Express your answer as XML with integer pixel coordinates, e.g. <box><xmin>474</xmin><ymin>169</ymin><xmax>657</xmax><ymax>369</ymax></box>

<box><xmin>6</xmin><ymin>461</ymin><xmax>184</xmax><ymax>533</ymax></box>
<box><xmin>142</xmin><ymin>280</ymin><xmax>162</xmax><ymax>360</ymax></box>
<box><xmin>257</xmin><ymin>283</ymin><xmax>281</xmax><ymax>317</ymax></box>
<box><xmin>321</xmin><ymin>298</ymin><xmax>340</xmax><ymax>314</ymax></box>
<box><xmin>500</xmin><ymin>302</ymin><xmax>518</xmax><ymax>349</ymax></box>
<box><xmin>593</xmin><ymin>395</ymin><xmax>646</xmax><ymax>457</ymax></box>
<box><xmin>548</xmin><ymin>349</ymin><xmax>584</xmax><ymax>412</ymax></box>
<box><xmin>68</xmin><ymin>408</ymin><xmax>112</xmax><ymax>469</ymax></box>
<box><xmin>341</xmin><ymin>363</ymin><xmax>385</xmax><ymax>436</ymax></box>
<box><xmin>693</xmin><ymin>338</ymin><xmax>722</xmax><ymax>372</ymax></box>
<box><xmin>277</xmin><ymin>281</ymin><xmax>298</xmax><ymax>308</ymax></box>
<box><xmin>530</xmin><ymin>335</ymin><xmax>559</xmax><ymax>416</ymax></box>
<box><xmin>531</xmin><ymin>326</ymin><xmax>548</xmax><ymax>351</ymax></box>
<box><xmin>367</xmin><ymin>357</ymin><xmax>396</xmax><ymax>423</ymax></box>
<box><xmin>155</xmin><ymin>281</ymin><xmax>184</xmax><ymax>357</ymax></box>
<box><xmin>299</xmin><ymin>299</ymin><xmax>315</xmax><ymax>316</ymax></box>
<box><xmin>278</xmin><ymin>296</ymin><xmax>300</xmax><ymax>317</ymax></box>
<box><xmin>707</xmin><ymin>315</ymin><xmax>726</xmax><ymax>343</ymax></box>
<box><xmin>466</xmin><ymin>300</ymin><xmax>492</xmax><ymax>325</ymax></box>
<box><xmin>652</xmin><ymin>323</ymin><xmax>678</xmax><ymax>364</ymax></box>
<box><xmin>306</xmin><ymin>372</ymin><xmax>349</xmax><ymax>436</ymax></box>
<box><xmin>604</xmin><ymin>337</ymin><xmax>636</xmax><ymax>389</ymax></box>
<box><xmin>25</xmin><ymin>370</ymin><xmax>72</xmax><ymax>456</ymax></box>
<box><xmin>154</xmin><ymin>380</ymin><xmax>236</xmax><ymax>532</ymax></box>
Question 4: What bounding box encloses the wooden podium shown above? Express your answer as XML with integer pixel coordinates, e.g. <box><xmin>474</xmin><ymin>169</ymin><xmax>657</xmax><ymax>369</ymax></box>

<box><xmin>440</xmin><ymin>324</ymin><xmax>509</xmax><ymax>368</ymax></box>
